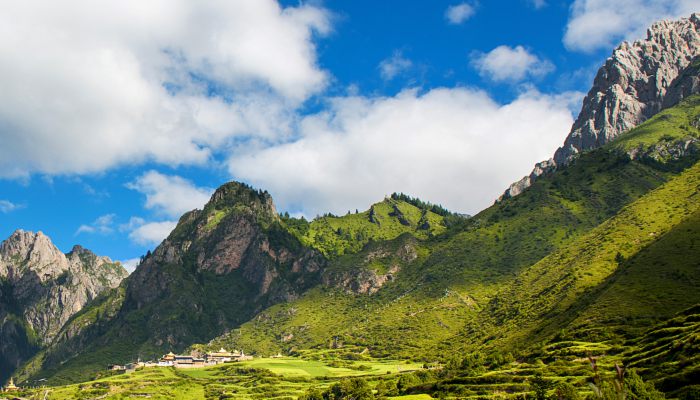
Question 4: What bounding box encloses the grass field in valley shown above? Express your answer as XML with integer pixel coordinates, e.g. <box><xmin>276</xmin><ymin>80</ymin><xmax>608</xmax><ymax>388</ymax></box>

<box><xmin>1</xmin><ymin>357</ymin><xmax>427</xmax><ymax>399</ymax></box>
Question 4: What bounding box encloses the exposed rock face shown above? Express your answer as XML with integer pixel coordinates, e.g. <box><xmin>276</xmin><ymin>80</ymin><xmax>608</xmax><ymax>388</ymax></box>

<box><xmin>0</xmin><ymin>230</ymin><xmax>127</xmax><ymax>380</ymax></box>
<box><xmin>503</xmin><ymin>13</ymin><xmax>700</xmax><ymax>199</ymax></box>
<box><xmin>323</xmin><ymin>239</ymin><xmax>418</xmax><ymax>295</ymax></box>
<box><xmin>122</xmin><ymin>182</ymin><xmax>326</xmax><ymax>349</ymax></box>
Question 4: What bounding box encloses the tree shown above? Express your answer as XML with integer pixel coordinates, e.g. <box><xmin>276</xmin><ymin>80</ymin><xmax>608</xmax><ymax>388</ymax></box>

<box><xmin>554</xmin><ymin>382</ymin><xmax>580</xmax><ymax>400</ymax></box>
<box><xmin>530</xmin><ymin>372</ymin><xmax>552</xmax><ymax>400</ymax></box>
<box><xmin>375</xmin><ymin>380</ymin><xmax>398</xmax><ymax>397</ymax></box>
<box><xmin>624</xmin><ymin>370</ymin><xmax>664</xmax><ymax>400</ymax></box>
<box><xmin>327</xmin><ymin>378</ymin><xmax>374</xmax><ymax>400</ymax></box>
<box><xmin>397</xmin><ymin>373</ymin><xmax>421</xmax><ymax>394</ymax></box>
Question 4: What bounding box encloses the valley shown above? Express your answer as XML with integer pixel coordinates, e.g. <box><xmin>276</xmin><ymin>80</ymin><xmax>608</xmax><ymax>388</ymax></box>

<box><xmin>1</xmin><ymin>10</ymin><xmax>699</xmax><ymax>400</ymax></box>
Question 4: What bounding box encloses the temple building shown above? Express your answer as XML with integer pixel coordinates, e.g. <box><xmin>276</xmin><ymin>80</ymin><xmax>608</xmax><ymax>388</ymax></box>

<box><xmin>206</xmin><ymin>348</ymin><xmax>237</xmax><ymax>363</ymax></box>
<box><xmin>3</xmin><ymin>377</ymin><xmax>19</xmax><ymax>392</ymax></box>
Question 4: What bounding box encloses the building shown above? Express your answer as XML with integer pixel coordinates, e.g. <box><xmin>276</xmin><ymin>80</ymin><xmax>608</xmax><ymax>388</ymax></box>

<box><xmin>205</xmin><ymin>348</ymin><xmax>236</xmax><ymax>363</ymax></box>
<box><xmin>159</xmin><ymin>351</ymin><xmax>176</xmax><ymax>366</ymax></box>
<box><xmin>3</xmin><ymin>377</ymin><xmax>19</xmax><ymax>392</ymax></box>
<box><xmin>172</xmin><ymin>355</ymin><xmax>206</xmax><ymax>368</ymax></box>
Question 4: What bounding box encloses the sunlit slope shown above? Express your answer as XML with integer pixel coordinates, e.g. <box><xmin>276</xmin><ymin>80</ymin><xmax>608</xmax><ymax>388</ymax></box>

<box><xmin>207</xmin><ymin>96</ymin><xmax>700</xmax><ymax>360</ymax></box>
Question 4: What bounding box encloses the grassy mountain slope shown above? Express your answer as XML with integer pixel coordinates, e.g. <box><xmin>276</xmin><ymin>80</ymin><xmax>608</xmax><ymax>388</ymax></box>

<box><xmin>624</xmin><ymin>305</ymin><xmax>700</xmax><ymax>396</ymax></box>
<box><xmin>18</xmin><ymin>96</ymin><xmax>700</xmax><ymax>391</ymax></box>
<box><xmin>15</xmin><ymin>190</ymin><xmax>453</xmax><ymax>386</ymax></box>
<box><xmin>284</xmin><ymin>195</ymin><xmax>450</xmax><ymax>258</ymax></box>
<box><xmin>204</xmin><ymin>96</ymin><xmax>700</xmax><ymax>364</ymax></box>
<box><xmin>481</xmin><ymin>156</ymin><xmax>700</xmax><ymax>350</ymax></box>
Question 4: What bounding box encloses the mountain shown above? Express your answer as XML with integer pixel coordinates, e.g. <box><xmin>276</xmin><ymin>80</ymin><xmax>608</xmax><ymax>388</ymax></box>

<box><xmin>11</xmin><ymin>13</ymin><xmax>700</xmax><ymax>398</ymax></box>
<box><xmin>14</xmin><ymin>184</ymin><xmax>449</xmax><ymax>384</ymax></box>
<box><xmin>18</xmin><ymin>93</ymin><xmax>700</xmax><ymax>396</ymax></box>
<box><xmin>205</xmin><ymin>95</ymin><xmax>700</xmax><ymax>360</ymax></box>
<box><xmin>504</xmin><ymin>13</ymin><xmax>700</xmax><ymax>198</ymax></box>
<box><xmin>0</xmin><ymin>230</ymin><xmax>127</xmax><ymax>382</ymax></box>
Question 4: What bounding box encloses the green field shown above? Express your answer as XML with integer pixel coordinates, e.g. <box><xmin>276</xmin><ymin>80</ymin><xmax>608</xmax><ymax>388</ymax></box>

<box><xmin>3</xmin><ymin>357</ymin><xmax>426</xmax><ymax>399</ymax></box>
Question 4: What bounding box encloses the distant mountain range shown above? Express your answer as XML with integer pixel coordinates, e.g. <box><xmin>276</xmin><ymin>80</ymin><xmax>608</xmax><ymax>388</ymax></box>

<box><xmin>2</xmin><ymin>12</ymin><xmax>700</xmax><ymax>399</ymax></box>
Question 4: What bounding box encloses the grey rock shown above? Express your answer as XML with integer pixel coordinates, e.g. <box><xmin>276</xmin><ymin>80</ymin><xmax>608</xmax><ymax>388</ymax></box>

<box><xmin>0</xmin><ymin>229</ymin><xmax>127</xmax><ymax>380</ymax></box>
<box><xmin>503</xmin><ymin>13</ymin><xmax>700</xmax><ymax>199</ymax></box>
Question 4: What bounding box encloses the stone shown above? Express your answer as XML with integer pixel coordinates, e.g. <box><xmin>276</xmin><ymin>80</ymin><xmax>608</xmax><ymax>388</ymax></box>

<box><xmin>502</xmin><ymin>13</ymin><xmax>700</xmax><ymax>199</ymax></box>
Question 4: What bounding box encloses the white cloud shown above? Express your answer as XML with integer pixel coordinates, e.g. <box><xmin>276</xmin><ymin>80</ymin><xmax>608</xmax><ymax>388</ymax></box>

<box><xmin>379</xmin><ymin>52</ymin><xmax>413</xmax><ymax>81</ymax></box>
<box><xmin>0</xmin><ymin>1</ymin><xmax>330</xmax><ymax>178</ymax></box>
<box><xmin>76</xmin><ymin>214</ymin><xmax>116</xmax><ymax>235</ymax></box>
<box><xmin>445</xmin><ymin>3</ymin><xmax>476</xmax><ymax>24</ymax></box>
<box><xmin>0</xmin><ymin>200</ymin><xmax>23</xmax><ymax>213</ymax></box>
<box><xmin>472</xmin><ymin>45</ymin><xmax>555</xmax><ymax>82</ymax></box>
<box><xmin>564</xmin><ymin>0</ymin><xmax>697</xmax><ymax>52</ymax></box>
<box><xmin>129</xmin><ymin>221</ymin><xmax>178</xmax><ymax>246</ymax></box>
<box><xmin>120</xmin><ymin>258</ymin><xmax>141</xmax><ymax>274</ymax></box>
<box><xmin>124</xmin><ymin>171</ymin><xmax>211</xmax><ymax>247</ymax></box>
<box><xmin>531</xmin><ymin>0</ymin><xmax>547</xmax><ymax>9</ymax></box>
<box><xmin>228</xmin><ymin>88</ymin><xmax>582</xmax><ymax>217</ymax></box>
<box><xmin>127</xmin><ymin>171</ymin><xmax>213</xmax><ymax>218</ymax></box>
<box><xmin>119</xmin><ymin>217</ymin><xmax>146</xmax><ymax>232</ymax></box>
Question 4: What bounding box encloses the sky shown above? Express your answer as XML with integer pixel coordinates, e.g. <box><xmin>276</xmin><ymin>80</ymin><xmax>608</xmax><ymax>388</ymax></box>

<box><xmin>0</xmin><ymin>0</ymin><xmax>697</xmax><ymax>271</ymax></box>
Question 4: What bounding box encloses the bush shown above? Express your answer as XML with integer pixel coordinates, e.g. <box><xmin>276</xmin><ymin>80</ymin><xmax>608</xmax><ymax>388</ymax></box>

<box><xmin>554</xmin><ymin>382</ymin><xmax>580</xmax><ymax>400</ymax></box>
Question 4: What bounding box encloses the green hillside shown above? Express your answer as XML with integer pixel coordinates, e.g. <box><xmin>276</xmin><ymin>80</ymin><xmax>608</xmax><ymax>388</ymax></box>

<box><xmin>13</xmin><ymin>189</ymin><xmax>453</xmax><ymax>386</ymax></box>
<box><xmin>205</xmin><ymin>97</ymin><xmax>700</xmax><ymax>364</ymax></box>
<box><xmin>13</xmin><ymin>96</ymin><xmax>700</xmax><ymax>397</ymax></box>
<box><xmin>284</xmin><ymin>195</ymin><xmax>451</xmax><ymax>258</ymax></box>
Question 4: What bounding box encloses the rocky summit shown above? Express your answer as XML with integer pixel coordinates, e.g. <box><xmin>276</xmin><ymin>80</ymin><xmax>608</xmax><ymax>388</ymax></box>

<box><xmin>0</xmin><ymin>230</ymin><xmax>127</xmax><ymax>381</ymax></box>
<box><xmin>503</xmin><ymin>13</ymin><xmax>700</xmax><ymax>199</ymax></box>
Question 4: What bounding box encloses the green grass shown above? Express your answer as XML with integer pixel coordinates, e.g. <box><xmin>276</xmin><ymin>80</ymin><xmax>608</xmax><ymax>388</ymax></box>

<box><xmin>284</xmin><ymin>198</ymin><xmax>449</xmax><ymax>258</ymax></box>
<box><xmin>14</xmin><ymin>97</ymin><xmax>700</xmax><ymax>398</ymax></box>
<box><xmin>7</xmin><ymin>357</ymin><xmax>424</xmax><ymax>400</ymax></box>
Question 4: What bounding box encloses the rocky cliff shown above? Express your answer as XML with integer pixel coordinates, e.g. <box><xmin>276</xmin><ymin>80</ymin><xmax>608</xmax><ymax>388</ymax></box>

<box><xmin>503</xmin><ymin>13</ymin><xmax>700</xmax><ymax>198</ymax></box>
<box><xmin>0</xmin><ymin>230</ymin><xmax>127</xmax><ymax>381</ymax></box>
<box><xmin>69</xmin><ymin>182</ymin><xmax>328</xmax><ymax>354</ymax></box>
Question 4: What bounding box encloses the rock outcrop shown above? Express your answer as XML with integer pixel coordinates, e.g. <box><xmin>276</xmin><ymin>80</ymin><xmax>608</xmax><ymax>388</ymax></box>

<box><xmin>503</xmin><ymin>13</ymin><xmax>700</xmax><ymax>199</ymax></box>
<box><xmin>322</xmin><ymin>237</ymin><xmax>418</xmax><ymax>295</ymax></box>
<box><xmin>118</xmin><ymin>181</ymin><xmax>325</xmax><ymax>350</ymax></box>
<box><xmin>0</xmin><ymin>230</ymin><xmax>127</xmax><ymax>381</ymax></box>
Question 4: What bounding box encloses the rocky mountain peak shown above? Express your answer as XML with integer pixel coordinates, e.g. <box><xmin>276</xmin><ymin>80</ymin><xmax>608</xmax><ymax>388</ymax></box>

<box><xmin>0</xmin><ymin>230</ymin><xmax>127</xmax><ymax>379</ymax></box>
<box><xmin>503</xmin><ymin>13</ymin><xmax>700</xmax><ymax>199</ymax></box>
<box><xmin>1</xmin><ymin>230</ymin><xmax>67</xmax><ymax>281</ymax></box>
<box><xmin>207</xmin><ymin>181</ymin><xmax>277</xmax><ymax>217</ymax></box>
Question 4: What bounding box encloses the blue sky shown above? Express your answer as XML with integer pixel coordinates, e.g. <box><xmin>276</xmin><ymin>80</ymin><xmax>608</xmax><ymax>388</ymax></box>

<box><xmin>0</xmin><ymin>0</ymin><xmax>696</xmax><ymax>270</ymax></box>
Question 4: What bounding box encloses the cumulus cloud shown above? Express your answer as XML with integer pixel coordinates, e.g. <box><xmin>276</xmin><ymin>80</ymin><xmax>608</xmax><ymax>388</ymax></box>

<box><xmin>378</xmin><ymin>52</ymin><xmax>413</xmax><ymax>81</ymax></box>
<box><xmin>76</xmin><ymin>214</ymin><xmax>116</xmax><ymax>235</ymax></box>
<box><xmin>124</xmin><ymin>171</ymin><xmax>212</xmax><ymax>246</ymax></box>
<box><xmin>127</xmin><ymin>171</ymin><xmax>213</xmax><ymax>218</ymax></box>
<box><xmin>0</xmin><ymin>200</ymin><xmax>24</xmax><ymax>213</ymax></box>
<box><xmin>472</xmin><ymin>45</ymin><xmax>555</xmax><ymax>82</ymax></box>
<box><xmin>564</xmin><ymin>0</ymin><xmax>697</xmax><ymax>52</ymax></box>
<box><xmin>0</xmin><ymin>1</ymin><xmax>330</xmax><ymax>178</ymax></box>
<box><xmin>128</xmin><ymin>220</ymin><xmax>178</xmax><ymax>246</ymax></box>
<box><xmin>445</xmin><ymin>3</ymin><xmax>476</xmax><ymax>24</ymax></box>
<box><xmin>228</xmin><ymin>88</ymin><xmax>582</xmax><ymax>217</ymax></box>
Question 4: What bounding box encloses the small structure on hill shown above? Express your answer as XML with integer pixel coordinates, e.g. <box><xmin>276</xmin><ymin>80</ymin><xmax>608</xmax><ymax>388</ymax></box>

<box><xmin>3</xmin><ymin>377</ymin><xmax>19</xmax><ymax>392</ymax></box>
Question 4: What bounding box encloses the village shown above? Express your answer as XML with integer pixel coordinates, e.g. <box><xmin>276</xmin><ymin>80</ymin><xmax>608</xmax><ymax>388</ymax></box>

<box><xmin>108</xmin><ymin>347</ymin><xmax>255</xmax><ymax>372</ymax></box>
<box><xmin>2</xmin><ymin>349</ymin><xmax>274</xmax><ymax>392</ymax></box>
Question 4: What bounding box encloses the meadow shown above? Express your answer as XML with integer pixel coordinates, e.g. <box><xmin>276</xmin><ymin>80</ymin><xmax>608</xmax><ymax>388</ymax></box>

<box><xmin>3</xmin><ymin>357</ymin><xmax>426</xmax><ymax>399</ymax></box>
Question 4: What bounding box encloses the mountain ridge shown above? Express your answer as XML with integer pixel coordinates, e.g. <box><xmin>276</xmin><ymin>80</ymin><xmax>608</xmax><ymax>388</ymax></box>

<box><xmin>0</xmin><ymin>229</ymin><xmax>127</xmax><ymax>382</ymax></box>
<box><xmin>503</xmin><ymin>12</ymin><xmax>700</xmax><ymax>199</ymax></box>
